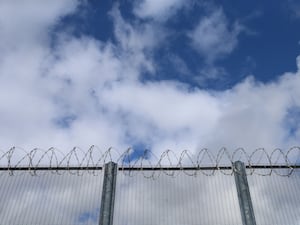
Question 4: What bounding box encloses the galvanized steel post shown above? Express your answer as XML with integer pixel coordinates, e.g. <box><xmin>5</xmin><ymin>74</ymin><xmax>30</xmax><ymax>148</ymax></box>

<box><xmin>99</xmin><ymin>162</ymin><xmax>118</xmax><ymax>225</ymax></box>
<box><xmin>234</xmin><ymin>161</ymin><xmax>257</xmax><ymax>225</ymax></box>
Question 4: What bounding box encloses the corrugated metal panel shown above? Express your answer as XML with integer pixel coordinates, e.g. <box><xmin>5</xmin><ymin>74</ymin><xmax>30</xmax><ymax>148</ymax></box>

<box><xmin>113</xmin><ymin>171</ymin><xmax>242</xmax><ymax>225</ymax></box>
<box><xmin>0</xmin><ymin>171</ymin><xmax>103</xmax><ymax>225</ymax></box>
<box><xmin>247</xmin><ymin>169</ymin><xmax>300</xmax><ymax>225</ymax></box>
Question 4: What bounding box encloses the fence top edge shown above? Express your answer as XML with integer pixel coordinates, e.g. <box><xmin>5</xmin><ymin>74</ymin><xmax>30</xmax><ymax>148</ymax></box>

<box><xmin>0</xmin><ymin>146</ymin><xmax>299</xmax><ymax>177</ymax></box>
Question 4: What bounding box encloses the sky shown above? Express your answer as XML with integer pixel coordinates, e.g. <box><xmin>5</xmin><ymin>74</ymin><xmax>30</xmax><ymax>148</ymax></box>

<box><xmin>1</xmin><ymin>1</ymin><xmax>300</xmax><ymax>222</ymax></box>
<box><xmin>1</xmin><ymin>0</ymin><xmax>300</xmax><ymax>157</ymax></box>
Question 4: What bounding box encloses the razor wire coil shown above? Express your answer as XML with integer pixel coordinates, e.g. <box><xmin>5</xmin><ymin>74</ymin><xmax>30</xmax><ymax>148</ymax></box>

<box><xmin>0</xmin><ymin>146</ymin><xmax>300</xmax><ymax>177</ymax></box>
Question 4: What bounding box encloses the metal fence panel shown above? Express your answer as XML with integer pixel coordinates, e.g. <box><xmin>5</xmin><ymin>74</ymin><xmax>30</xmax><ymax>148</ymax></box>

<box><xmin>113</xmin><ymin>171</ymin><xmax>242</xmax><ymax>225</ymax></box>
<box><xmin>247</xmin><ymin>169</ymin><xmax>300</xmax><ymax>225</ymax></box>
<box><xmin>0</xmin><ymin>171</ymin><xmax>103</xmax><ymax>225</ymax></box>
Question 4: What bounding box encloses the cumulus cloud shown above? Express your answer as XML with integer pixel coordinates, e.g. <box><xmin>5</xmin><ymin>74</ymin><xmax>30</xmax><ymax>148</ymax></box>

<box><xmin>133</xmin><ymin>0</ymin><xmax>188</xmax><ymax>21</ymax></box>
<box><xmin>1</xmin><ymin>2</ymin><xmax>300</xmax><ymax>225</ymax></box>
<box><xmin>0</xmin><ymin>0</ymin><xmax>300</xmax><ymax>156</ymax></box>
<box><xmin>196</xmin><ymin>65</ymin><xmax>228</xmax><ymax>84</ymax></box>
<box><xmin>109</xmin><ymin>5</ymin><xmax>165</xmax><ymax>76</ymax></box>
<box><xmin>188</xmin><ymin>7</ymin><xmax>242</xmax><ymax>63</ymax></box>
<box><xmin>297</xmin><ymin>55</ymin><xmax>300</xmax><ymax>68</ymax></box>
<box><xmin>0</xmin><ymin>0</ymin><xmax>79</xmax><ymax>48</ymax></box>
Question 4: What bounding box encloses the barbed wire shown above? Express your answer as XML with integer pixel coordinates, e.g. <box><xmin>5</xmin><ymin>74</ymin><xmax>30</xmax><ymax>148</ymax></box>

<box><xmin>0</xmin><ymin>146</ymin><xmax>300</xmax><ymax>177</ymax></box>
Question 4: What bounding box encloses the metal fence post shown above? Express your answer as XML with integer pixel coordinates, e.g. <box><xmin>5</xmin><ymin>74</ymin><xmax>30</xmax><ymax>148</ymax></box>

<box><xmin>234</xmin><ymin>161</ymin><xmax>257</xmax><ymax>225</ymax></box>
<box><xmin>99</xmin><ymin>162</ymin><xmax>118</xmax><ymax>225</ymax></box>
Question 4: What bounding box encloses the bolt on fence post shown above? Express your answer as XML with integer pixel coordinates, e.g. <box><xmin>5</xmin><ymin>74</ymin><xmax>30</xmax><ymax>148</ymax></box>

<box><xmin>99</xmin><ymin>162</ymin><xmax>118</xmax><ymax>225</ymax></box>
<box><xmin>234</xmin><ymin>161</ymin><xmax>257</xmax><ymax>225</ymax></box>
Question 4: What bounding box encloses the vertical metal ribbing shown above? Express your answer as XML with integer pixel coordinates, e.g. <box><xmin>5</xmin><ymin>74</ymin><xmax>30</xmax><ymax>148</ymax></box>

<box><xmin>234</xmin><ymin>161</ymin><xmax>257</xmax><ymax>225</ymax></box>
<box><xmin>99</xmin><ymin>162</ymin><xmax>118</xmax><ymax>225</ymax></box>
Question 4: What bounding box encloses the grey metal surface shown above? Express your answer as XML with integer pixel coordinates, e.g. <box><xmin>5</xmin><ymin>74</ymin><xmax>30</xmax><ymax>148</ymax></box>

<box><xmin>234</xmin><ymin>161</ymin><xmax>257</xmax><ymax>225</ymax></box>
<box><xmin>99</xmin><ymin>162</ymin><xmax>118</xmax><ymax>225</ymax></box>
<box><xmin>1</xmin><ymin>163</ymin><xmax>299</xmax><ymax>225</ymax></box>
<box><xmin>0</xmin><ymin>170</ymin><xmax>104</xmax><ymax>225</ymax></box>
<box><xmin>113</xmin><ymin>170</ymin><xmax>242</xmax><ymax>225</ymax></box>
<box><xmin>247</xmin><ymin>168</ymin><xmax>300</xmax><ymax>225</ymax></box>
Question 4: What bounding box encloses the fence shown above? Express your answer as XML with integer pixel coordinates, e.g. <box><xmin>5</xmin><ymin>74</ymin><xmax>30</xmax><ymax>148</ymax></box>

<box><xmin>0</xmin><ymin>147</ymin><xmax>300</xmax><ymax>225</ymax></box>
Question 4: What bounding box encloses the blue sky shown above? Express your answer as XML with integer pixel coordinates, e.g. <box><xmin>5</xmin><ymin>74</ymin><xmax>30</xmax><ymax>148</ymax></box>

<box><xmin>0</xmin><ymin>0</ymin><xmax>300</xmax><ymax>154</ymax></box>
<box><xmin>56</xmin><ymin>0</ymin><xmax>300</xmax><ymax>89</ymax></box>
<box><xmin>0</xmin><ymin>3</ymin><xmax>300</xmax><ymax>223</ymax></box>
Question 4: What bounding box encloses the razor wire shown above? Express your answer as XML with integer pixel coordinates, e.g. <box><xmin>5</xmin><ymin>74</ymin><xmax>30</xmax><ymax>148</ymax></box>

<box><xmin>0</xmin><ymin>146</ymin><xmax>300</xmax><ymax>177</ymax></box>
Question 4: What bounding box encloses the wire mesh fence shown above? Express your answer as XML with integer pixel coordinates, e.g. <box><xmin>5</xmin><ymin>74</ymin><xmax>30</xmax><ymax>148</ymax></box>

<box><xmin>247</xmin><ymin>168</ymin><xmax>300</xmax><ymax>225</ymax></box>
<box><xmin>113</xmin><ymin>170</ymin><xmax>242</xmax><ymax>225</ymax></box>
<box><xmin>0</xmin><ymin>171</ymin><xmax>104</xmax><ymax>225</ymax></box>
<box><xmin>0</xmin><ymin>147</ymin><xmax>300</xmax><ymax>225</ymax></box>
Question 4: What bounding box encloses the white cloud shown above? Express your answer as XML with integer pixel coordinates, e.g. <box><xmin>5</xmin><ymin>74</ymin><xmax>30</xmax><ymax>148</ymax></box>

<box><xmin>196</xmin><ymin>65</ymin><xmax>228</xmax><ymax>84</ymax></box>
<box><xmin>133</xmin><ymin>0</ymin><xmax>188</xmax><ymax>21</ymax></box>
<box><xmin>1</xmin><ymin>2</ymin><xmax>300</xmax><ymax>225</ymax></box>
<box><xmin>109</xmin><ymin>5</ymin><xmax>166</xmax><ymax>77</ymax></box>
<box><xmin>188</xmin><ymin>7</ymin><xmax>242</xmax><ymax>63</ymax></box>
<box><xmin>297</xmin><ymin>55</ymin><xmax>300</xmax><ymax>68</ymax></box>
<box><xmin>0</xmin><ymin>1</ymin><xmax>300</xmax><ymax>158</ymax></box>
<box><xmin>168</xmin><ymin>54</ymin><xmax>192</xmax><ymax>76</ymax></box>
<box><xmin>0</xmin><ymin>0</ymin><xmax>79</xmax><ymax>49</ymax></box>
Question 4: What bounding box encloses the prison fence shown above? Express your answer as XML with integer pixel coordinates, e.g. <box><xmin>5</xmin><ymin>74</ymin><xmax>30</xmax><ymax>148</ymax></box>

<box><xmin>0</xmin><ymin>147</ymin><xmax>300</xmax><ymax>225</ymax></box>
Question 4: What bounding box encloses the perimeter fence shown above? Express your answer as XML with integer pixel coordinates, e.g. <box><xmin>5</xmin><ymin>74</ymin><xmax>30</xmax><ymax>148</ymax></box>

<box><xmin>0</xmin><ymin>147</ymin><xmax>300</xmax><ymax>225</ymax></box>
